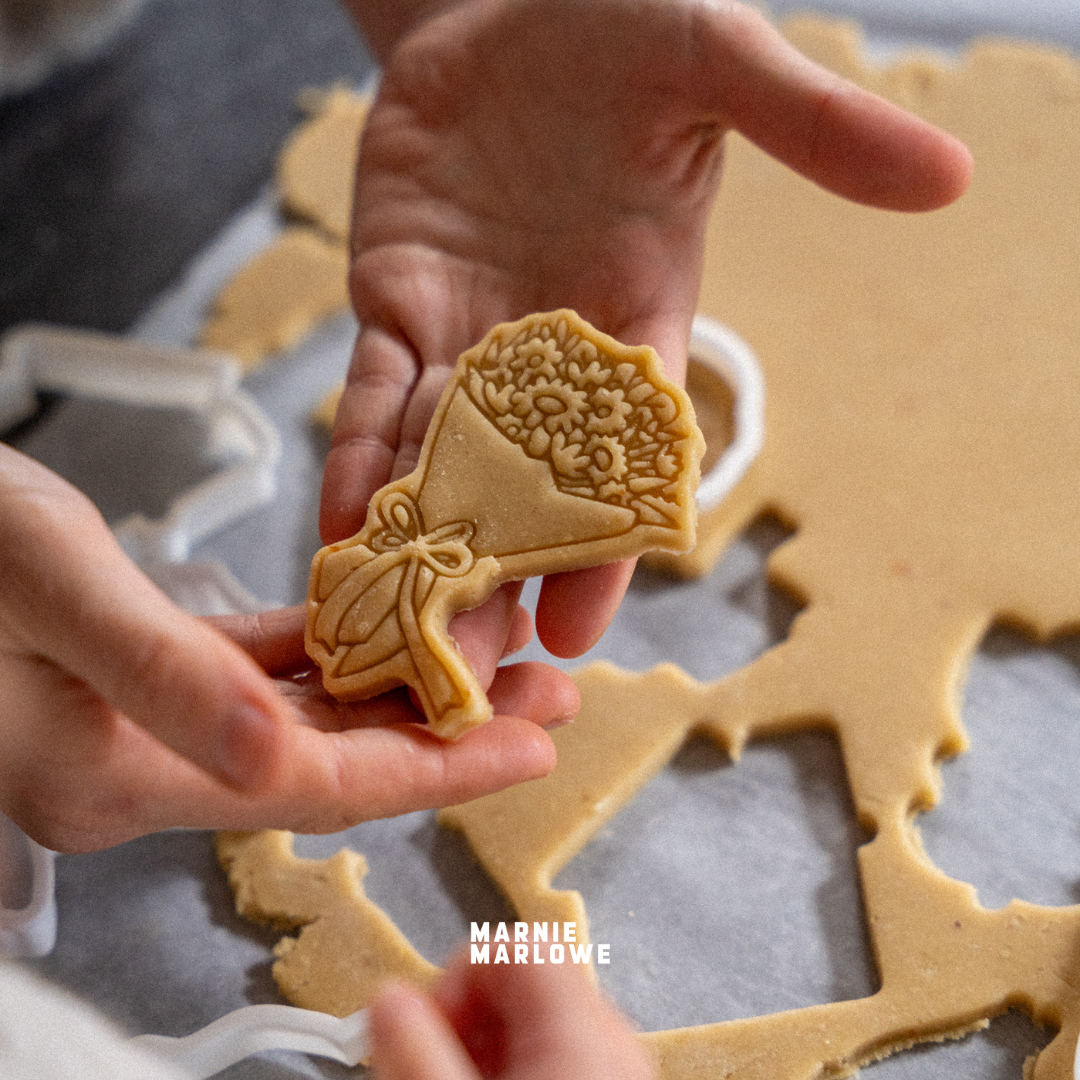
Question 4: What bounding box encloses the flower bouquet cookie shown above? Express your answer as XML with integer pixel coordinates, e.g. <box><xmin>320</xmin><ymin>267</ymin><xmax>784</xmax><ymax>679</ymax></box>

<box><xmin>305</xmin><ymin>310</ymin><xmax>704</xmax><ymax>738</ymax></box>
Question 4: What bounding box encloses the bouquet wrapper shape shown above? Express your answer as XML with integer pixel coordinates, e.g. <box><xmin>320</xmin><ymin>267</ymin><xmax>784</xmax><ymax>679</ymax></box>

<box><xmin>306</xmin><ymin>310</ymin><xmax>705</xmax><ymax>738</ymax></box>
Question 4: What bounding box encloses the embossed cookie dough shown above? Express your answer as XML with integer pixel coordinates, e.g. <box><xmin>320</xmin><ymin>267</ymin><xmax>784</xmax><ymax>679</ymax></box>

<box><xmin>306</xmin><ymin>310</ymin><xmax>704</xmax><ymax>737</ymax></box>
<box><xmin>313</xmin><ymin>355</ymin><xmax>735</xmax><ymax>458</ymax></box>
<box><xmin>221</xmin><ymin>19</ymin><xmax>1080</xmax><ymax>1080</ymax></box>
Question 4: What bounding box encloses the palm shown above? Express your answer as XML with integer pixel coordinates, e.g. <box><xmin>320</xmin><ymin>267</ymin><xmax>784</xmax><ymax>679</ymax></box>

<box><xmin>353</xmin><ymin>0</ymin><xmax>726</xmax><ymax>384</ymax></box>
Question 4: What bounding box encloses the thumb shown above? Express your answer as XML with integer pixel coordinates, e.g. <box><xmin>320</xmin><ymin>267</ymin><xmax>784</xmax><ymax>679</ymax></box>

<box><xmin>0</xmin><ymin>448</ymin><xmax>285</xmax><ymax>789</ymax></box>
<box><xmin>371</xmin><ymin>981</ymin><xmax>482</xmax><ymax>1080</ymax></box>
<box><xmin>699</xmin><ymin>5</ymin><xmax>973</xmax><ymax>211</ymax></box>
<box><xmin>433</xmin><ymin>950</ymin><xmax>656</xmax><ymax>1079</ymax></box>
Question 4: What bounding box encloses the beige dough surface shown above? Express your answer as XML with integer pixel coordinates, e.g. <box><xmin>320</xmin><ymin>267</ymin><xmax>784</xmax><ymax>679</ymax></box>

<box><xmin>311</xmin><ymin>382</ymin><xmax>343</xmax><ymax>431</ymax></box>
<box><xmin>278</xmin><ymin>86</ymin><xmax>370</xmax><ymax>243</ymax></box>
<box><xmin>305</xmin><ymin>309</ymin><xmax>703</xmax><ymax>738</ymax></box>
<box><xmin>199</xmin><ymin>87</ymin><xmax>369</xmax><ymax>370</ymax></box>
<box><xmin>220</xmin><ymin>18</ymin><xmax>1080</xmax><ymax>1079</ymax></box>
<box><xmin>199</xmin><ymin>226</ymin><xmax>349</xmax><ymax>370</ymax></box>
<box><xmin>216</xmin><ymin>830</ymin><xmax>439</xmax><ymax>1016</ymax></box>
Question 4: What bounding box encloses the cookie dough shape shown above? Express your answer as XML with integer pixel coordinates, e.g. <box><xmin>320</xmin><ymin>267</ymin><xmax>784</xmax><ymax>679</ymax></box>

<box><xmin>222</xmin><ymin>19</ymin><xmax>1080</xmax><ymax>1080</ymax></box>
<box><xmin>216</xmin><ymin>830</ymin><xmax>439</xmax><ymax>1017</ymax></box>
<box><xmin>278</xmin><ymin>86</ymin><xmax>371</xmax><ymax>243</ymax></box>
<box><xmin>199</xmin><ymin>88</ymin><xmax>370</xmax><ymax>369</ymax></box>
<box><xmin>311</xmin><ymin>382</ymin><xmax>343</xmax><ymax>431</ymax></box>
<box><xmin>305</xmin><ymin>310</ymin><xmax>703</xmax><ymax>737</ymax></box>
<box><xmin>199</xmin><ymin>227</ymin><xmax>349</xmax><ymax>371</ymax></box>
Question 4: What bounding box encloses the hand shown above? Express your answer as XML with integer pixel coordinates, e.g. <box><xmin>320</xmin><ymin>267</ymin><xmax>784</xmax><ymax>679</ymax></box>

<box><xmin>0</xmin><ymin>446</ymin><xmax>575</xmax><ymax>853</ymax></box>
<box><xmin>370</xmin><ymin>950</ymin><xmax>655</xmax><ymax>1080</ymax></box>
<box><xmin>326</xmin><ymin>0</ymin><xmax>973</xmax><ymax>659</ymax></box>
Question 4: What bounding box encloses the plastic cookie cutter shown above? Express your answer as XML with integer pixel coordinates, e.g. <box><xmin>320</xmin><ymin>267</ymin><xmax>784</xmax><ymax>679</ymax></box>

<box><xmin>687</xmin><ymin>315</ymin><xmax>765</xmax><ymax>512</ymax></box>
<box><xmin>0</xmin><ymin>812</ymin><xmax>57</xmax><ymax>959</ymax></box>
<box><xmin>132</xmin><ymin>1003</ymin><xmax>369</xmax><ymax>1078</ymax></box>
<box><xmin>0</xmin><ymin>325</ymin><xmax>281</xmax><ymax>566</ymax></box>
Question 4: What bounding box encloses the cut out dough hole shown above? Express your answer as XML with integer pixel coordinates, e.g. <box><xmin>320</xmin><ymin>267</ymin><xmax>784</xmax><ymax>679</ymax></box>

<box><xmin>294</xmin><ymin>812</ymin><xmax>510</xmax><ymax>967</ymax></box>
<box><xmin>553</xmin><ymin>729</ymin><xmax>876</xmax><ymax>1032</ymax></box>
<box><xmin>866</xmin><ymin>1008</ymin><xmax>1052</xmax><ymax>1079</ymax></box>
<box><xmin>921</xmin><ymin>623</ymin><xmax>1080</xmax><ymax>910</ymax></box>
<box><xmin>723</xmin><ymin>511</ymin><xmax>802</xmax><ymax>646</ymax></box>
<box><xmin>685</xmin><ymin>354</ymin><xmax>735</xmax><ymax>478</ymax></box>
<box><xmin>519</xmin><ymin>512</ymin><xmax>803</xmax><ymax>683</ymax></box>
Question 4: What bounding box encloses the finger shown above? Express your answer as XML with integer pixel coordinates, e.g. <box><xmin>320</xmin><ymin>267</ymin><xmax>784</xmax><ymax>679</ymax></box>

<box><xmin>389</xmin><ymin>352</ymin><xmax>460</xmax><ymax>481</ymax></box>
<box><xmin>447</xmin><ymin>581</ymin><xmax>525</xmax><ymax>689</ymax></box>
<box><xmin>321</xmin><ymin>324</ymin><xmax>417</xmax><ymax>543</ymax></box>
<box><xmin>328</xmin><ymin>230</ymin><xmax>528</xmax><ymax>543</ymax></box>
<box><xmin>535</xmin><ymin>558</ymin><xmax>636</xmax><ymax>658</ymax></box>
<box><xmin>206</xmin><ymin>606</ymin><xmax>309</xmax><ymax>676</ymax></box>
<box><xmin>487</xmin><ymin>662</ymin><xmax>580</xmax><ymax>728</ymax></box>
<box><xmin>0</xmin><ymin>449</ymin><xmax>288</xmax><ymax>791</ymax></box>
<box><xmin>276</xmin><ymin>710</ymin><xmax>556</xmax><ymax>828</ymax></box>
<box><xmin>428</xmin><ymin>952</ymin><xmax>508</xmax><ymax>1076</ymax></box>
<box><xmin>702</xmin><ymin>4</ymin><xmax>972</xmax><ymax>210</ymax></box>
<box><xmin>277</xmin><ymin>653</ymin><xmax>577</xmax><ymax>738</ymax></box>
<box><xmin>502</xmin><ymin>602</ymin><xmax>533</xmax><ymax>658</ymax></box>
<box><xmin>433</xmin><ymin>950</ymin><xmax>656</xmax><ymax>1080</ymax></box>
<box><xmin>371</xmin><ymin>981</ymin><xmax>481</xmax><ymax>1080</ymax></box>
<box><xmin>0</xmin><ymin>655</ymin><xmax>563</xmax><ymax>850</ymax></box>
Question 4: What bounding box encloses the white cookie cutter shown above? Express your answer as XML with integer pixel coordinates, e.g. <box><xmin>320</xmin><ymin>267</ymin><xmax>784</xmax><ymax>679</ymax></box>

<box><xmin>132</xmin><ymin>1003</ymin><xmax>369</xmax><ymax>1078</ymax></box>
<box><xmin>0</xmin><ymin>325</ymin><xmax>282</xmax><ymax>565</ymax></box>
<box><xmin>0</xmin><ymin>812</ymin><xmax>57</xmax><ymax>959</ymax></box>
<box><xmin>688</xmin><ymin>315</ymin><xmax>765</xmax><ymax>512</ymax></box>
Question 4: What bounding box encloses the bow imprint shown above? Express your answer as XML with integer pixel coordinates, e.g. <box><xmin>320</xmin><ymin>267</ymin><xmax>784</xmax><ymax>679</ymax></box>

<box><xmin>312</xmin><ymin>491</ymin><xmax>480</xmax><ymax>722</ymax></box>
<box><xmin>369</xmin><ymin>491</ymin><xmax>476</xmax><ymax>576</ymax></box>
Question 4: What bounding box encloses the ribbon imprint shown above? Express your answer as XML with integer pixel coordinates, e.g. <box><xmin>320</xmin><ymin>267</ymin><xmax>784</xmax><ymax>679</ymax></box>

<box><xmin>313</xmin><ymin>491</ymin><xmax>480</xmax><ymax>721</ymax></box>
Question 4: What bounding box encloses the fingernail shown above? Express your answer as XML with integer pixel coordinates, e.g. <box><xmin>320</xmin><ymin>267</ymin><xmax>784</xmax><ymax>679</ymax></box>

<box><xmin>543</xmin><ymin>715</ymin><xmax>575</xmax><ymax>731</ymax></box>
<box><xmin>214</xmin><ymin>704</ymin><xmax>278</xmax><ymax>788</ymax></box>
